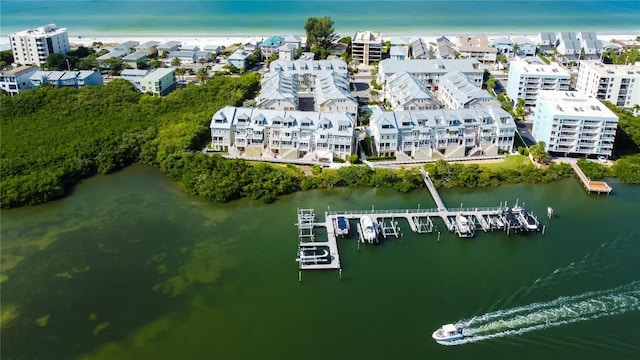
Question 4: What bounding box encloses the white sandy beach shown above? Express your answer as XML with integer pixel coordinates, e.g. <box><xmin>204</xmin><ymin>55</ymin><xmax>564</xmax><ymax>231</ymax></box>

<box><xmin>65</xmin><ymin>32</ymin><xmax>639</xmax><ymax>50</ymax></box>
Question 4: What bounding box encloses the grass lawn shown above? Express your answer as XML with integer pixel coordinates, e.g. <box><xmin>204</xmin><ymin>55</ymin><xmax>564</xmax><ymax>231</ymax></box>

<box><xmin>478</xmin><ymin>155</ymin><xmax>533</xmax><ymax>171</ymax></box>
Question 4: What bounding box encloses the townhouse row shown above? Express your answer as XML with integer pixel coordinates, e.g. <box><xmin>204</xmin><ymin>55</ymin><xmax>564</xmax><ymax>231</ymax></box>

<box><xmin>209</xmin><ymin>106</ymin><xmax>517</xmax><ymax>161</ymax></box>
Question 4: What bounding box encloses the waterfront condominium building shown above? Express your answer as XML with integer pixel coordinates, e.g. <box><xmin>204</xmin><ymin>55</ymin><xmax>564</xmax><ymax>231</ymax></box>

<box><xmin>532</xmin><ymin>91</ymin><xmax>618</xmax><ymax>157</ymax></box>
<box><xmin>505</xmin><ymin>60</ymin><xmax>571</xmax><ymax>107</ymax></box>
<box><xmin>351</xmin><ymin>31</ymin><xmax>383</xmax><ymax>66</ymax></box>
<box><xmin>368</xmin><ymin>107</ymin><xmax>516</xmax><ymax>160</ymax></box>
<box><xmin>9</xmin><ymin>24</ymin><xmax>70</xmax><ymax>67</ymax></box>
<box><xmin>209</xmin><ymin>106</ymin><xmax>356</xmax><ymax>161</ymax></box>
<box><xmin>377</xmin><ymin>59</ymin><xmax>483</xmax><ymax>92</ymax></box>
<box><xmin>576</xmin><ymin>60</ymin><xmax>640</xmax><ymax>109</ymax></box>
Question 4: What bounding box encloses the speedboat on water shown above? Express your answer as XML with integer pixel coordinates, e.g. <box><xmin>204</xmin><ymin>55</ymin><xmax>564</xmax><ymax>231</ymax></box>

<box><xmin>359</xmin><ymin>216</ymin><xmax>378</xmax><ymax>243</ymax></box>
<box><xmin>432</xmin><ymin>323</ymin><xmax>464</xmax><ymax>344</ymax></box>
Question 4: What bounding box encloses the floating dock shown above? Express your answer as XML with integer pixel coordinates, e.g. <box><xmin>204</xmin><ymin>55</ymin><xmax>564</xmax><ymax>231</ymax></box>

<box><xmin>296</xmin><ymin>170</ymin><xmax>544</xmax><ymax>272</ymax></box>
<box><xmin>570</xmin><ymin>162</ymin><xmax>612</xmax><ymax>195</ymax></box>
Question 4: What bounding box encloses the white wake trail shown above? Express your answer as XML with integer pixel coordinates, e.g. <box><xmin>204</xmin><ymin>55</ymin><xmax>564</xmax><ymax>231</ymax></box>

<box><xmin>441</xmin><ymin>281</ymin><xmax>640</xmax><ymax>346</ymax></box>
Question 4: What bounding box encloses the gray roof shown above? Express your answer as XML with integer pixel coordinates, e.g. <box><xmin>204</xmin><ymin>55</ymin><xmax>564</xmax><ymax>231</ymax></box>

<box><xmin>229</xmin><ymin>49</ymin><xmax>252</xmax><ymax>60</ymax></box>
<box><xmin>122</xmin><ymin>51</ymin><xmax>148</xmax><ymax>61</ymax></box>
<box><xmin>390</xmin><ymin>46</ymin><xmax>408</xmax><ymax>57</ymax></box>
<box><xmin>379</xmin><ymin>58</ymin><xmax>481</xmax><ymax>75</ymax></box>
<box><xmin>411</xmin><ymin>38</ymin><xmax>430</xmax><ymax>59</ymax></box>
<box><xmin>439</xmin><ymin>72</ymin><xmax>496</xmax><ymax>107</ymax></box>
<box><xmin>135</xmin><ymin>41</ymin><xmax>160</xmax><ymax>49</ymax></box>
<box><xmin>96</xmin><ymin>50</ymin><xmax>129</xmax><ymax>60</ymax></box>
<box><xmin>143</xmin><ymin>68</ymin><xmax>174</xmax><ymax>81</ymax></box>
<box><xmin>387</xmin><ymin>72</ymin><xmax>439</xmax><ymax>106</ymax></box>
<box><xmin>158</xmin><ymin>41</ymin><xmax>181</xmax><ymax>50</ymax></box>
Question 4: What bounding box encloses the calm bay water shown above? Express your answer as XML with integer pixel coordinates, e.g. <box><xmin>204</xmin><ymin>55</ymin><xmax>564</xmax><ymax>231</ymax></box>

<box><xmin>1</xmin><ymin>164</ymin><xmax>639</xmax><ymax>359</ymax></box>
<box><xmin>1</xmin><ymin>0</ymin><xmax>639</xmax><ymax>38</ymax></box>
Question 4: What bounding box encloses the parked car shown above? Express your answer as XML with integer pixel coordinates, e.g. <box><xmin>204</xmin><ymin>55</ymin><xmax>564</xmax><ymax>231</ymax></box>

<box><xmin>597</xmin><ymin>156</ymin><xmax>607</xmax><ymax>164</ymax></box>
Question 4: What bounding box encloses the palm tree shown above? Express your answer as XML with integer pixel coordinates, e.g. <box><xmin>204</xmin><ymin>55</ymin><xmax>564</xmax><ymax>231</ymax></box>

<box><xmin>175</xmin><ymin>67</ymin><xmax>187</xmax><ymax>83</ymax></box>
<box><xmin>196</xmin><ymin>67</ymin><xmax>210</xmax><ymax>83</ymax></box>
<box><xmin>170</xmin><ymin>57</ymin><xmax>181</xmax><ymax>67</ymax></box>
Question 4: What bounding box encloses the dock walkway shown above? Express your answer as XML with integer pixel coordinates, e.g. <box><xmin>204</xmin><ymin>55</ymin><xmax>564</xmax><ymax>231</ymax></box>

<box><xmin>570</xmin><ymin>162</ymin><xmax>612</xmax><ymax>195</ymax></box>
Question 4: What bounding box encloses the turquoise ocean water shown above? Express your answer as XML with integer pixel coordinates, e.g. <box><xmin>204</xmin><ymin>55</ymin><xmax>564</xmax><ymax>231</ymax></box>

<box><xmin>1</xmin><ymin>0</ymin><xmax>640</xmax><ymax>38</ymax></box>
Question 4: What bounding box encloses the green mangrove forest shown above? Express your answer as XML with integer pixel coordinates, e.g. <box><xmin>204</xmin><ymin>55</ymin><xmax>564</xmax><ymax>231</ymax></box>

<box><xmin>2</xmin><ymin>75</ymin><xmax>639</xmax><ymax>209</ymax></box>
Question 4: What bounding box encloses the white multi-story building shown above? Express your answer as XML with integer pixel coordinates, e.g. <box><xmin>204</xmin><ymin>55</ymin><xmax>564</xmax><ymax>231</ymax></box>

<box><xmin>256</xmin><ymin>71</ymin><xmax>299</xmax><ymax>111</ymax></box>
<box><xmin>0</xmin><ymin>66</ymin><xmax>38</xmax><ymax>96</ymax></box>
<box><xmin>209</xmin><ymin>106</ymin><xmax>356</xmax><ymax>161</ymax></box>
<box><xmin>505</xmin><ymin>60</ymin><xmax>571</xmax><ymax>107</ymax></box>
<box><xmin>313</xmin><ymin>72</ymin><xmax>358</xmax><ymax>117</ymax></box>
<box><xmin>369</xmin><ymin>107</ymin><xmax>516</xmax><ymax>159</ymax></box>
<box><xmin>439</xmin><ymin>72</ymin><xmax>500</xmax><ymax>109</ymax></box>
<box><xmin>377</xmin><ymin>59</ymin><xmax>483</xmax><ymax>92</ymax></box>
<box><xmin>264</xmin><ymin>59</ymin><xmax>356</xmax><ymax>117</ymax></box>
<box><xmin>532</xmin><ymin>91</ymin><xmax>618</xmax><ymax>157</ymax></box>
<box><xmin>576</xmin><ymin>60</ymin><xmax>640</xmax><ymax>109</ymax></box>
<box><xmin>9</xmin><ymin>24</ymin><xmax>70</xmax><ymax>67</ymax></box>
<box><xmin>352</xmin><ymin>31</ymin><xmax>383</xmax><ymax>66</ymax></box>
<box><xmin>384</xmin><ymin>72</ymin><xmax>441</xmax><ymax>111</ymax></box>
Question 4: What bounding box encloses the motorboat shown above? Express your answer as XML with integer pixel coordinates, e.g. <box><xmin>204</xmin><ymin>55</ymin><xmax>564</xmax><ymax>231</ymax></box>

<box><xmin>335</xmin><ymin>216</ymin><xmax>349</xmax><ymax>236</ymax></box>
<box><xmin>296</xmin><ymin>248</ymin><xmax>329</xmax><ymax>263</ymax></box>
<box><xmin>359</xmin><ymin>216</ymin><xmax>378</xmax><ymax>243</ymax></box>
<box><xmin>455</xmin><ymin>214</ymin><xmax>474</xmax><ymax>237</ymax></box>
<box><xmin>432</xmin><ymin>323</ymin><xmax>464</xmax><ymax>344</ymax></box>
<box><xmin>491</xmin><ymin>216</ymin><xmax>505</xmax><ymax>229</ymax></box>
<box><xmin>512</xmin><ymin>206</ymin><xmax>539</xmax><ymax>231</ymax></box>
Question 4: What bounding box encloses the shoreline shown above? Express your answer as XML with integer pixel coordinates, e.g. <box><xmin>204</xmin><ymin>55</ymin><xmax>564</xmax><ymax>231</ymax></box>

<box><xmin>59</xmin><ymin>32</ymin><xmax>640</xmax><ymax>50</ymax></box>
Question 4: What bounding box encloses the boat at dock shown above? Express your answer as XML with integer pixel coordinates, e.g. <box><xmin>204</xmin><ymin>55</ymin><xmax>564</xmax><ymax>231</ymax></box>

<box><xmin>359</xmin><ymin>216</ymin><xmax>378</xmax><ymax>243</ymax></box>
<box><xmin>512</xmin><ymin>206</ymin><xmax>540</xmax><ymax>231</ymax></box>
<box><xmin>432</xmin><ymin>323</ymin><xmax>464</xmax><ymax>344</ymax></box>
<box><xmin>335</xmin><ymin>216</ymin><xmax>349</xmax><ymax>236</ymax></box>
<box><xmin>296</xmin><ymin>247</ymin><xmax>330</xmax><ymax>263</ymax></box>
<box><xmin>455</xmin><ymin>214</ymin><xmax>474</xmax><ymax>237</ymax></box>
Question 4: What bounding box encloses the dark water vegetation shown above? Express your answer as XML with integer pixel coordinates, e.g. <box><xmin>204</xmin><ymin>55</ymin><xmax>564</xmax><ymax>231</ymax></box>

<box><xmin>2</xmin><ymin>77</ymin><xmax>639</xmax><ymax>209</ymax></box>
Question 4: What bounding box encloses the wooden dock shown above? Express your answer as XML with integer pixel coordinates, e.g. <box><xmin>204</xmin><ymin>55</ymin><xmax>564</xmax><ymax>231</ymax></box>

<box><xmin>570</xmin><ymin>162</ymin><xmax>612</xmax><ymax>195</ymax></box>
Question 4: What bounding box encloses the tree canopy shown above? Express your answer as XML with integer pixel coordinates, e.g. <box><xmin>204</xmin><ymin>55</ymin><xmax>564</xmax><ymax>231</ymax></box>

<box><xmin>304</xmin><ymin>16</ymin><xmax>338</xmax><ymax>59</ymax></box>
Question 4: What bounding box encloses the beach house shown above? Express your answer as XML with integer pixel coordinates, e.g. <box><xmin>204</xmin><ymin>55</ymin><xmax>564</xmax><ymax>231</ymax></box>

<box><xmin>455</xmin><ymin>35</ymin><xmax>497</xmax><ymax>63</ymax></box>
<box><xmin>135</xmin><ymin>41</ymin><xmax>160</xmax><ymax>55</ymax></box>
<box><xmin>9</xmin><ymin>24</ymin><xmax>70</xmax><ymax>67</ymax></box>
<box><xmin>122</xmin><ymin>68</ymin><xmax>176</xmax><ymax>96</ymax></box>
<box><xmin>260</xmin><ymin>36</ymin><xmax>285</xmax><ymax>60</ymax></box>
<box><xmin>122</xmin><ymin>51</ymin><xmax>149</xmax><ymax>68</ymax></box>
<box><xmin>512</xmin><ymin>37</ymin><xmax>537</xmax><ymax>57</ymax></box>
<box><xmin>576</xmin><ymin>61</ymin><xmax>640</xmax><ymax>109</ymax></box>
<box><xmin>492</xmin><ymin>37</ymin><xmax>514</xmax><ymax>54</ymax></box>
<box><xmin>0</xmin><ymin>66</ymin><xmax>38</xmax><ymax>95</ymax></box>
<box><xmin>228</xmin><ymin>49</ymin><xmax>252</xmax><ymax>71</ymax></box>
<box><xmin>435</xmin><ymin>37</ymin><xmax>455</xmax><ymax>60</ymax></box>
<box><xmin>532</xmin><ymin>91</ymin><xmax>618</xmax><ymax>157</ymax></box>
<box><xmin>411</xmin><ymin>38</ymin><xmax>432</xmax><ymax>59</ymax></box>
<box><xmin>29</xmin><ymin>70</ymin><xmax>103</xmax><ymax>88</ymax></box>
